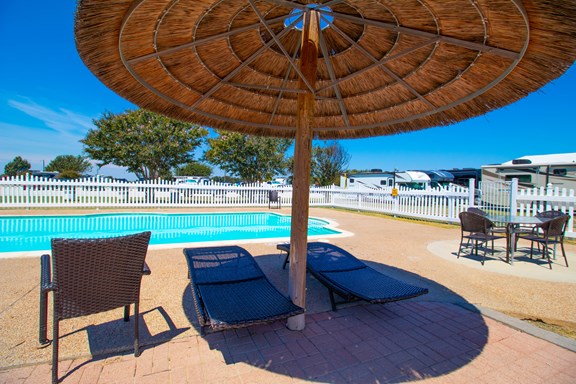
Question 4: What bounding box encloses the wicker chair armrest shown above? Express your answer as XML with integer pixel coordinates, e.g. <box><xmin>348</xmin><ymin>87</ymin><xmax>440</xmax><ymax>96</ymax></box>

<box><xmin>142</xmin><ymin>261</ymin><xmax>151</xmax><ymax>276</ymax></box>
<box><xmin>40</xmin><ymin>254</ymin><xmax>54</xmax><ymax>292</ymax></box>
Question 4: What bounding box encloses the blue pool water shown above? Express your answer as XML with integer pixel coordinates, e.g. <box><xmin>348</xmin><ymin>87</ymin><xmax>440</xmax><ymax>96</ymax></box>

<box><xmin>0</xmin><ymin>212</ymin><xmax>341</xmax><ymax>253</ymax></box>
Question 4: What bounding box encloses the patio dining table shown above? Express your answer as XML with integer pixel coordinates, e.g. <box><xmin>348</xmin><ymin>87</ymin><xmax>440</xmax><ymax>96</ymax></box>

<box><xmin>486</xmin><ymin>215</ymin><xmax>549</xmax><ymax>265</ymax></box>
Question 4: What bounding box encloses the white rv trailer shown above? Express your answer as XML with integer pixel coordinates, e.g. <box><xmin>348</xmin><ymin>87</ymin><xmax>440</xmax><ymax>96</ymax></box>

<box><xmin>340</xmin><ymin>170</ymin><xmax>432</xmax><ymax>190</ymax></box>
<box><xmin>394</xmin><ymin>171</ymin><xmax>431</xmax><ymax>189</ymax></box>
<box><xmin>481</xmin><ymin>153</ymin><xmax>576</xmax><ymax>189</ymax></box>
<box><xmin>340</xmin><ymin>171</ymin><xmax>395</xmax><ymax>189</ymax></box>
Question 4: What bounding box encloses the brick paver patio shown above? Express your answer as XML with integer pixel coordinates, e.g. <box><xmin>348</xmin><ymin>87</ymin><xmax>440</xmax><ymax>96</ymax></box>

<box><xmin>2</xmin><ymin>301</ymin><xmax>575</xmax><ymax>383</ymax></box>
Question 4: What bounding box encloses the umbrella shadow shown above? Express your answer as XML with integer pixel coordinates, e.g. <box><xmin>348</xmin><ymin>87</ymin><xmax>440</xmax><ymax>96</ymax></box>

<box><xmin>182</xmin><ymin>253</ymin><xmax>489</xmax><ymax>383</ymax></box>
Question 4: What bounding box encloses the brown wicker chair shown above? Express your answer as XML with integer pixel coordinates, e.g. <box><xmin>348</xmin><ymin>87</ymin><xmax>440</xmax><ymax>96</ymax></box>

<box><xmin>458</xmin><ymin>212</ymin><xmax>507</xmax><ymax>265</ymax></box>
<box><xmin>39</xmin><ymin>231</ymin><xmax>151</xmax><ymax>384</ymax></box>
<box><xmin>466</xmin><ymin>207</ymin><xmax>507</xmax><ymax>236</ymax></box>
<box><xmin>516</xmin><ymin>214</ymin><xmax>570</xmax><ymax>269</ymax></box>
<box><xmin>268</xmin><ymin>190</ymin><xmax>281</xmax><ymax>209</ymax></box>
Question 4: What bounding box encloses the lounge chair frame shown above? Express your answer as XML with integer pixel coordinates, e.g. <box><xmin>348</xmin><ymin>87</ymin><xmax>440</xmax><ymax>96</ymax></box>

<box><xmin>184</xmin><ymin>245</ymin><xmax>303</xmax><ymax>334</ymax></box>
<box><xmin>278</xmin><ymin>242</ymin><xmax>428</xmax><ymax>311</ymax></box>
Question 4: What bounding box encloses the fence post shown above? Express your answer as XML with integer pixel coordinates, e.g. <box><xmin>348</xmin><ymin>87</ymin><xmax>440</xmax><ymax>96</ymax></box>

<box><xmin>468</xmin><ymin>178</ymin><xmax>475</xmax><ymax>207</ymax></box>
<box><xmin>545</xmin><ymin>183</ymin><xmax>553</xmax><ymax>211</ymax></box>
<box><xmin>510</xmin><ymin>178</ymin><xmax>518</xmax><ymax>216</ymax></box>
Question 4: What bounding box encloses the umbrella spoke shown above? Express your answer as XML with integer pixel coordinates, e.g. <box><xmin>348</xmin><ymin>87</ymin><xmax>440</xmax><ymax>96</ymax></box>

<box><xmin>321</xmin><ymin>9</ymin><xmax>522</xmax><ymax>60</ymax></box>
<box><xmin>326</xmin><ymin>18</ymin><xmax>435</xmax><ymax>109</ymax></box>
<box><xmin>269</xmin><ymin>39</ymin><xmax>301</xmax><ymax>125</ymax></box>
<box><xmin>190</xmin><ymin>14</ymin><xmax>302</xmax><ymax>110</ymax></box>
<box><xmin>317</xmin><ymin>18</ymin><xmax>350</xmax><ymax>128</ymax></box>
<box><xmin>248</xmin><ymin>0</ymin><xmax>316</xmax><ymax>95</ymax></box>
<box><xmin>316</xmin><ymin>38</ymin><xmax>438</xmax><ymax>94</ymax></box>
<box><xmin>127</xmin><ymin>14</ymin><xmax>290</xmax><ymax>65</ymax></box>
<box><xmin>261</xmin><ymin>0</ymin><xmax>307</xmax><ymax>11</ymax></box>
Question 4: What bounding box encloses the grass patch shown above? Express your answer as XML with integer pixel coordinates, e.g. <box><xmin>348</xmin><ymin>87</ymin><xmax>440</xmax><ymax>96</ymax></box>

<box><xmin>523</xmin><ymin>319</ymin><xmax>576</xmax><ymax>340</ymax></box>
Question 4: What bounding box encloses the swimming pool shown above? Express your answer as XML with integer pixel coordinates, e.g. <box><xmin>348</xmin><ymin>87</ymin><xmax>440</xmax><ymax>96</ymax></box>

<box><xmin>0</xmin><ymin>212</ymin><xmax>342</xmax><ymax>253</ymax></box>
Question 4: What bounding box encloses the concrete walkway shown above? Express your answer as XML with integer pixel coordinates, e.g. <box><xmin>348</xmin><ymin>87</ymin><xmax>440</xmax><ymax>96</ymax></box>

<box><xmin>1</xmin><ymin>208</ymin><xmax>575</xmax><ymax>383</ymax></box>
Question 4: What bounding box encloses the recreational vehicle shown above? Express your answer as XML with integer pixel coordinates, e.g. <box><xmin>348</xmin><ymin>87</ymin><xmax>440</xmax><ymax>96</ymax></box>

<box><xmin>394</xmin><ymin>171</ymin><xmax>431</xmax><ymax>189</ymax></box>
<box><xmin>420</xmin><ymin>170</ymin><xmax>455</xmax><ymax>189</ymax></box>
<box><xmin>341</xmin><ymin>170</ymin><xmax>435</xmax><ymax>190</ymax></box>
<box><xmin>441</xmin><ymin>168</ymin><xmax>481</xmax><ymax>188</ymax></box>
<box><xmin>340</xmin><ymin>171</ymin><xmax>395</xmax><ymax>189</ymax></box>
<box><xmin>481</xmin><ymin>153</ymin><xmax>576</xmax><ymax>189</ymax></box>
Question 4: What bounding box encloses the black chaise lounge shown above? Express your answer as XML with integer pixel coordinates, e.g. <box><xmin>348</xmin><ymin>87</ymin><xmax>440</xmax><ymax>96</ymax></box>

<box><xmin>183</xmin><ymin>246</ymin><xmax>304</xmax><ymax>333</ymax></box>
<box><xmin>277</xmin><ymin>242</ymin><xmax>428</xmax><ymax>311</ymax></box>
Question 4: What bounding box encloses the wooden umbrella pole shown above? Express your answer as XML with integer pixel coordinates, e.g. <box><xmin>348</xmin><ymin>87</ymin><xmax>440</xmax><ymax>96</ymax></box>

<box><xmin>287</xmin><ymin>9</ymin><xmax>319</xmax><ymax>331</ymax></box>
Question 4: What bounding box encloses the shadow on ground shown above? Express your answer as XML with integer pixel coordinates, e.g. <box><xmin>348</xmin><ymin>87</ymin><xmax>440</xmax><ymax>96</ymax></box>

<box><xmin>182</xmin><ymin>253</ymin><xmax>489</xmax><ymax>383</ymax></box>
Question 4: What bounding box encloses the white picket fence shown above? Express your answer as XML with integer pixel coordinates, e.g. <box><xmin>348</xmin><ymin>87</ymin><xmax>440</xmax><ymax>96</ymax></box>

<box><xmin>0</xmin><ymin>175</ymin><xmax>574</xmax><ymax>237</ymax></box>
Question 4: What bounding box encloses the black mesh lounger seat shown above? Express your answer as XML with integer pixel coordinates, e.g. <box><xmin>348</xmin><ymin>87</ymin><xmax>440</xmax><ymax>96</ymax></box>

<box><xmin>183</xmin><ymin>246</ymin><xmax>304</xmax><ymax>333</ymax></box>
<box><xmin>277</xmin><ymin>242</ymin><xmax>428</xmax><ymax>311</ymax></box>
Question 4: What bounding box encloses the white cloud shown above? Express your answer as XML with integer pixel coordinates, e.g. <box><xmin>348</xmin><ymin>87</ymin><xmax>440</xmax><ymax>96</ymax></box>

<box><xmin>7</xmin><ymin>98</ymin><xmax>94</xmax><ymax>136</ymax></box>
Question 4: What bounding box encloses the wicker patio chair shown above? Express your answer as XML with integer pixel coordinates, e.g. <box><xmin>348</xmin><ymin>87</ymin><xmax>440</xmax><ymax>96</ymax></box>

<box><xmin>458</xmin><ymin>211</ymin><xmax>507</xmax><ymax>265</ymax></box>
<box><xmin>268</xmin><ymin>189</ymin><xmax>281</xmax><ymax>209</ymax></box>
<box><xmin>513</xmin><ymin>210</ymin><xmax>567</xmax><ymax>249</ymax></box>
<box><xmin>466</xmin><ymin>207</ymin><xmax>507</xmax><ymax>236</ymax></box>
<box><xmin>277</xmin><ymin>242</ymin><xmax>428</xmax><ymax>311</ymax></box>
<box><xmin>39</xmin><ymin>231</ymin><xmax>151</xmax><ymax>384</ymax></box>
<box><xmin>183</xmin><ymin>245</ymin><xmax>303</xmax><ymax>333</ymax></box>
<box><xmin>516</xmin><ymin>214</ymin><xmax>570</xmax><ymax>269</ymax></box>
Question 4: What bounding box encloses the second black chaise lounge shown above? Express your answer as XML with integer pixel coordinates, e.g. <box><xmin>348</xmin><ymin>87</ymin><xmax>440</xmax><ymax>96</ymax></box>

<box><xmin>277</xmin><ymin>242</ymin><xmax>428</xmax><ymax>311</ymax></box>
<box><xmin>184</xmin><ymin>245</ymin><xmax>304</xmax><ymax>333</ymax></box>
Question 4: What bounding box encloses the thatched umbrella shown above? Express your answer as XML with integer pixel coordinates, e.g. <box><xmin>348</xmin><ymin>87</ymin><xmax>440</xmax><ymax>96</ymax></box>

<box><xmin>75</xmin><ymin>0</ymin><xmax>576</xmax><ymax>330</ymax></box>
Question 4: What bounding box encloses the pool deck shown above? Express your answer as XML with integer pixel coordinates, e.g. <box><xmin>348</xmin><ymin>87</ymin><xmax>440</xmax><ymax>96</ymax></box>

<box><xmin>1</xmin><ymin>207</ymin><xmax>575</xmax><ymax>383</ymax></box>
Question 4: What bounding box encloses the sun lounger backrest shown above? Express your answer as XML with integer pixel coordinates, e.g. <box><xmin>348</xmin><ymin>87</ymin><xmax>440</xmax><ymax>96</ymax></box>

<box><xmin>306</xmin><ymin>242</ymin><xmax>366</xmax><ymax>273</ymax></box>
<box><xmin>185</xmin><ymin>246</ymin><xmax>263</xmax><ymax>284</ymax></box>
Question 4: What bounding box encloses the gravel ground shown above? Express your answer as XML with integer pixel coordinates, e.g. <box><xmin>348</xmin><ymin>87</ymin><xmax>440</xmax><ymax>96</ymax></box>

<box><xmin>1</xmin><ymin>207</ymin><xmax>574</xmax><ymax>369</ymax></box>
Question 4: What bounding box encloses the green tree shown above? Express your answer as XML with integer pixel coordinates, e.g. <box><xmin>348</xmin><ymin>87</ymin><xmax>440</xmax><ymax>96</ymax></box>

<box><xmin>4</xmin><ymin>156</ymin><xmax>31</xmax><ymax>176</ymax></box>
<box><xmin>204</xmin><ymin>131</ymin><xmax>292</xmax><ymax>183</ymax></box>
<box><xmin>176</xmin><ymin>162</ymin><xmax>212</xmax><ymax>177</ymax></box>
<box><xmin>311</xmin><ymin>141</ymin><xmax>351</xmax><ymax>186</ymax></box>
<box><xmin>211</xmin><ymin>175</ymin><xmax>242</xmax><ymax>184</ymax></box>
<box><xmin>82</xmin><ymin>109</ymin><xmax>208</xmax><ymax>180</ymax></box>
<box><xmin>45</xmin><ymin>155</ymin><xmax>92</xmax><ymax>175</ymax></box>
<box><xmin>56</xmin><ymin>169</ymin><xmax>82</xmax><ymax>180</ymax></box>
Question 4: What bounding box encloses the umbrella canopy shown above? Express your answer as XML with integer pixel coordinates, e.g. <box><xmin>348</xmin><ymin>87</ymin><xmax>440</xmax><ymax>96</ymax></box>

<box><xmin>75</xmin><ymin>0</ymin><xmax>576</xmax><ymax>139</ymax></box>
<box><xmin>76</xmin><ymin>0</ymin><xmax>576</xmax><ymax>330</ymax></box>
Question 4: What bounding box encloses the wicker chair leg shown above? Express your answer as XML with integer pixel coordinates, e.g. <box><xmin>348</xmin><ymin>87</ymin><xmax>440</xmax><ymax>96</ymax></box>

<box><xmin>124</xmin><ymin>305</ymin><xmax>130</xmax><ymax>322</ymax></box>
<box><xmin>134</xmin><ymin>301</ymin><xmax>140</xmax><ymax>357</ymax></box>
<box><xmin>52</xmin><ymin>317</ymin><xmax>59</xmax><ymax>384</ymax></box>
<box><xmin>39</xmin><ymin>290</ymin><xmax>49</xmax><ymax>345</ymax></box>
<box><xmin>561</xmin><ymin>242</ymin><xmax>569</xmax><ymax>267</ymax></box>
<box><xmin>544</xmin><ymin>243</ymin><xmax>552</xmax><ymax>269</ymax></box>
<box><xmin>282</xmin><ymin>252</ymin><xmax>289</xmax><ymax>269</ymax></box>
<box><xmin>457</xmin><ymin>238</ymin><xmax>464</xmax><ymax>258</ymax></box>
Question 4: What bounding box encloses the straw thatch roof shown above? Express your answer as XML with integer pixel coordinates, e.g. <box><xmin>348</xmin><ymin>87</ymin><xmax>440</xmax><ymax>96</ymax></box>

<box><xmin>75</xmin><ymin>0</ymin><xmax>576</xmax><ymax>139</ymax></box>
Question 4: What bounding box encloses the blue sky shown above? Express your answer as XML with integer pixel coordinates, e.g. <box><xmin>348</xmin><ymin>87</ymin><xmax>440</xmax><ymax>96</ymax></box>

<box><xmin>1</xmin><ymin>2</ymin><xmax>575</xmax><ymax>180</ymax></box>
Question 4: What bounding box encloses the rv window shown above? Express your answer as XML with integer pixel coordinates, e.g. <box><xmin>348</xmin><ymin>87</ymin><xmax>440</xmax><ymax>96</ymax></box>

<box><xmin>388</xmin><ymin>179</ymin><xmax>394</xmax><ymax>187</ymax></box>
<box><xmin>349</xmin><ymin>178</ymin><xmax>354</xmax><ymax>183</ymax></box>
<box><xmin>553</xmin><ymin>169</ymin><xmax>567</xmax><ymax>176</ymax></box>
<box><xmin>505</xmin><ymin>175</ymin><xmax>531</xmax><ymax>183</ymax></box>
<box><xmin>512</xmin><ymin>159</ymin><xmax>532</xmax><ymax>165</ymax></box>
<box><xmin>380</xmin><ymin>180</ymin><xmax>386</xmax><ymax>185</ymax></box>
